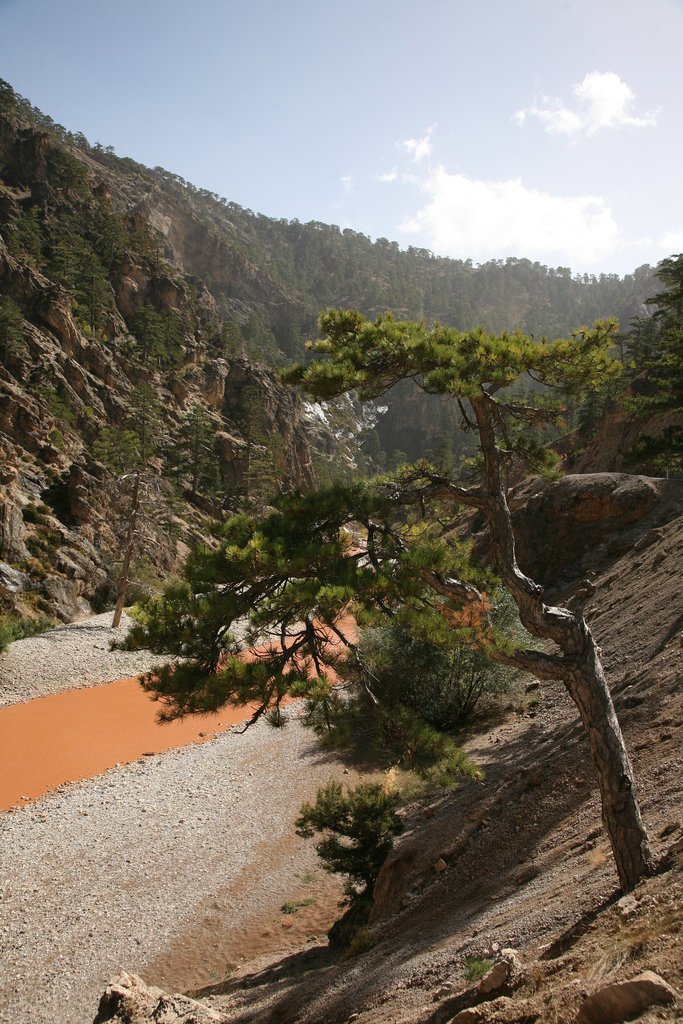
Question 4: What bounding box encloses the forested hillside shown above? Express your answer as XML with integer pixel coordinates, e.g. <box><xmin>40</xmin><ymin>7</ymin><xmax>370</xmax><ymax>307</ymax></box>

<box><xmin>1</xmin><ymin>78</ymin><xmax>656</xmax><ymax>357</ymax></box>
<box><xmin>0</xmin><ymin>76</ymin><xmax>673</xmax><ymax>625</ymax></box>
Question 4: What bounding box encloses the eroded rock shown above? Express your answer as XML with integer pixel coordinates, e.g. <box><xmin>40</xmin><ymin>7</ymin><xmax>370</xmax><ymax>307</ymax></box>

<box><xmin>576</xmin><ymin>970</ymin><xmax>677</xmax><ymax>1024</ymax></box>
<box><xmin>93</xmin><ymin>971</ymin><xmax>223</xmax><ymax>1024</ymax></box>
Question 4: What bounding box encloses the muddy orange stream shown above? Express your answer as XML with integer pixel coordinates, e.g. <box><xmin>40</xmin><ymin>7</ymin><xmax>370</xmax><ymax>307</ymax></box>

<box><xmin>0</xmin><ymin>616</ymin><xmax>356</xmax><ymax>813</ymax></box>
<box><xmin>0</xmin><ymin>678</ymin><xmax>259</xmax><ymax>812</ymax></box>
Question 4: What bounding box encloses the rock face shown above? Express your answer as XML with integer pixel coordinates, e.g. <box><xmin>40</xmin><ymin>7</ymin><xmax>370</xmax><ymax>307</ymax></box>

<box><xmin>0</xmin><ymin>112</ymin><xmax>317</xmax><ymax>621</ymax></box>
<box><xmin>473</xmin><ymin>472</ymin><xmax>683</xmax><ymax>597</ymax></box>
<box><xmin>570</xmin><ymin>380</ymin><xmax>683</xmax><ymax>476</ymax></box>
<box><xmin>93</xmin><ymin>972</ymin><xmax>223</xmax><ymax>1024</ymax></box>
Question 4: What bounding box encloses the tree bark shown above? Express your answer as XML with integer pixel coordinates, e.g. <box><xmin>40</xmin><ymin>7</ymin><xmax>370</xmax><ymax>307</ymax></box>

<box><xmin>562</xmin><ymin>625</ymin><xmax>653</xmax><ymax>889</ymax></box>
<box><xmin>112</xmin><ymin>471</ymin><xmax>140</xmax><ymax>629</ymax></box>
<box><xmin>469</xmin><ymin>393</ymin><xmax>653</xmax><ymax>891</ymax></box>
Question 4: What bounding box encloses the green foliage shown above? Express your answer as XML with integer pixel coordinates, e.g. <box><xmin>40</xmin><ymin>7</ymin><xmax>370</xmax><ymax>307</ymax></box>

<box><xmin>93</xmin><ymin>426</ymin><xmax>141</xmax><ymax>475</ymax></box>
<box><xmin>0</xmin><ymin>612</ymin><xmax>52</xmax><ymax>654</ymax></box>
<box><xmin>242</xmin><ymin>310</ymin><xmax>280</xmax><ymax>363</ymax></box>
<box><xmin>341</xmin><ymin>927</ymin><xmax>375</xmax><ymax>959</ymax></box>
<box><xmin>92</xmin><ymin>201</ymin><xmax>128</xmax><ymax>270</ymax></box>
<box><xmin>280</xmin><ymin>899</ymin><xmax>315</xmax><ymax>914</ymax></box>
<box><xmin>234</xmin><ymin>385</ymin><xmax>285</xmax><ymax>511</ymax></box>
<box><xmin>623</xmin><ymin>254</ymin><xmax>683</xmax><ymax>472</ymax></box>
<box><xmin>205</xmin><ymin>320</ymin><xmax>240</xmax><ymax>358</ymax></box>
<box><xmin>47</xmin><ymin>427</ymin><xmax>64</xmax><ymax>451</ymax></box>
<box><xmin>286</xmin><ymin>310</ymin><xmax>620</xmax><ymax>409</ymax></box>
<box><xmin>122</xmin><ymin>313</ymin><xmax>622</xmax><ymax>784</ymax></box>
<box><xmin>40</xmin><ymin>386</ymin><xmax>76</xmax><ymax>427</ymax></box>
<box><xmin>358</xmin><ymin>594</ymin><xmax>526</xmax><ymax>731</ymax></box>
<box><xmin>464</xmin><ymin>957</ymin><xmax>493</xmax><ymax>982</ymax></box>
<box><xmin>0</xmin><ymin>77</ymin><xmax>17</xmax><ymax>117</ymax></box>
<box><xmin>295</xmin><ymin>781</ymin><xmax>403</xmax><ymax>899</ymax></box>
<box><xmin>6</xmin><ymin>205</ymin><xmax>43</xmax><ymax>266</ymax></box>
<box><xmin>166</xmin><ymin>403</ymin><xmax>220</xmax><ymax>501</ymax></box>
<box><xmin>44</xmin><ymin>218</ymin><xmax>115</xmax><ymax>335</ymax></box>
<box><xmin>48</xmin><ymin>148</ymin><xmax>89</xmax><ymax>198</ymax></box>
<box><xmin>297</xmin><ymin>677</ymin><xmax>352</xmax><ymax>748</ymax></box>
<box><xmin>129</xmin><ymin>305</ymin><xmax>186</xmax><ymax>368</ymax></box>
<box><xmin>185</xmin><ymin>194</ymin><xmax>653</xmax><ymax>346</ymax></box>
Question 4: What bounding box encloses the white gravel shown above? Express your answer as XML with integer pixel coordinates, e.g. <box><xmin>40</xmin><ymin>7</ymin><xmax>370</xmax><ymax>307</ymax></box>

<box><xmin>0</xmin><ymin>612</ymin><xmax>168</xmax><ymax>708</ymax></box>
<box><xmin>0</xmin><ymin>615</ymin><xmax>342</xmax><ymax>1024</ymax></box>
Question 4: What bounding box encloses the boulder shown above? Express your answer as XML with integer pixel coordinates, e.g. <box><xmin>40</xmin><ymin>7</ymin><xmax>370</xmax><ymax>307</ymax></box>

<box><xmin>370</xmin><ymin>847</ymin><xmax>417</xmax><ymax>922</ymax></box>
<box><xmin>93</xmin><ymin>971</ymin><xmax>223</xmax><ymax>1024</ymax></box>
<box><xmin>576</xmin><ymin>970</ymin><xmax>677</xmax><ymax>1024</ymax></box>
<box><xmin>478</xmin><ymin>949</ymin><xmax>522</xmax><ymax>997</ymax></box>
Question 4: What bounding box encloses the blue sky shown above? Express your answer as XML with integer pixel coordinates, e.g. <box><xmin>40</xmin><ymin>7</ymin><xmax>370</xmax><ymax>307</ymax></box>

<box><xmin>1</xmin><ymin>0</ymin><xmax>681</xmax><ymax>276</ymax></box>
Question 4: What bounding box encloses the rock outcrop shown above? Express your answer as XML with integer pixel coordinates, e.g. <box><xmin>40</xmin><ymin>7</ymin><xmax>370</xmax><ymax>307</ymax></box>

<box><xmin>93</xmin><ymin>973</ymin><xmax>223</xmax><ymax>1024</ymax></box>
<box><xmin>468</xmin><ymin>472</ymin><xmax>683</xmax><ymax>598</ymax></box>
<box><xmin>0</xmin><ymin>111</ymin><xmax>319</xmax><ymax>621</ymax></box>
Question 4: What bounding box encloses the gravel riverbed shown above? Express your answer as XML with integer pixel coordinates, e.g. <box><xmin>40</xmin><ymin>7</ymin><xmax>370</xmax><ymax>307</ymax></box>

<box><xmin>0</xmin><ymin>615</ymin><xmax>348</xmax><ymax>1024</ymax></box>
<box><xmin>0</xmin><ymin>612</ymin><xmax>167</xmax><ymax>708</ymax></box>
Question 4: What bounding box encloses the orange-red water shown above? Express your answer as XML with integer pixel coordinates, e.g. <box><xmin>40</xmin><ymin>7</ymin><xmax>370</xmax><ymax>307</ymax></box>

<box><xmin>0</xmin><ymin>616</ymin><xmax>355</xmax><ymax>813</ymax></box>
<box><xmin>0</xmin><ymin>678</ymin><xmax>257</xmax><ymax>812</ymax></box>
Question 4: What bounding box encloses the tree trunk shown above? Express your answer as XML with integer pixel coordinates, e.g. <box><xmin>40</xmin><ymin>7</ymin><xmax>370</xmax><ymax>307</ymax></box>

<box><xmin>112</xmin><ymin>471</ymin><xmax>140</xmax><ymax>629</ymax></box>
<box><xmin>561</xmin><ymin>623</ymin><xmax>654</xmax><ymax>890</ymax></box>
<box><xmin>469</xmin><ymin>392</ymin><xmax>653</xmax><ymax>891</ymax></box>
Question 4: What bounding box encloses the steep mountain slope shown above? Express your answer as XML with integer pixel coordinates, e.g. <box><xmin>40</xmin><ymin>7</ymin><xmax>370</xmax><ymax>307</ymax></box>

<box><xmin>0</xmin><ymin>104</ymin><xmax>320</xmax><ymax>622</ymax></box>
<box><xmin>0</xmin><ymin>79</ymin><xmax>666</xmax><ymax>624</ymax></box>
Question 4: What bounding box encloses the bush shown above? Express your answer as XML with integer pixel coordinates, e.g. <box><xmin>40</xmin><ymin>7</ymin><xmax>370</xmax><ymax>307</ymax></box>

<box><xmin>0</xmin><ymin>612</ymin><xmax>52</xmax><ymax>654</ymax></box>
<box><xmin>464</xmin><ymin>956</ymin><xmax>493</xmax><ymax>982</ymax></box>
<box><xmin>358</xmin><ymin>592</ymin><xmax>530</xmax><ymax>730</ymax></box>
<box><xmin>295</xmin><ymin>780</ymin><xmax>403</xmax><ymax>901</ymax></box>
<box><xmin>299</xmin><ymin>594</ymin><xmax>529</xmax><ymax>786</ymax></box>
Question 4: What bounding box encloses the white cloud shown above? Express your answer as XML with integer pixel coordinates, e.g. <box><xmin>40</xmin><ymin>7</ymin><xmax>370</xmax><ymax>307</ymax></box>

<box><xmin>377</xmin><ymin>167</ymin><xmax>399</xmax><ymax>183</ymax></box>
<box><xmin>398</xmin><ymin>167</ymin><xmax>620</xmax><ymax>267</ymax></box>
<box><xmin>515</xmin><ymin>71</ymin><xmax>659</xmax><ymax>137</ymax></box>
<box><xmin>340</xmin><ymin>175</ymin><xmax>353</xmax><ymax>191</ymax></box>
<box><xmin>658</xmin><ymin>230</ymin><xmax>683</xmax><ymax>253</ymax></box>
<box><xmin>401</xmin><ymin>125</ymin><xmax>436</xmax><ymax>162</ymax></box>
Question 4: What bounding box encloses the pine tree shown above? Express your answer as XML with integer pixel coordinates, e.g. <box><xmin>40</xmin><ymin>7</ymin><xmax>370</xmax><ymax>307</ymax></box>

<box><xmin>127</xmin><ymin>310</ymin><xmax>653</xmax><ymax>892</ymax></box>
<box><xmin>94</xmin><ymin>382</ymin><xmax>166</xmax><ymax>626</ymax></box>
<box><xmin>166</xmin><ymin>403</ymin><xmax>220</xmax><ymax>502</ymax></box>
<box><xmin>237</xmin><ymin>385</ymin><xmax>284</xmax><ymax>511</ymax></box>
<box><xmin>625</xmin><ymin>254</ymin><xmax>683</xmax><ymax>472</ymax></box>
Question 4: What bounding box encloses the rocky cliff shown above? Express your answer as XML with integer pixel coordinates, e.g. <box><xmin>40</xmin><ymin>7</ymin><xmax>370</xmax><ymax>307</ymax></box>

<box><xmin>0</xmin><ymin>114</ymin><xmax>317</xmax><ymax>622</ymax></box>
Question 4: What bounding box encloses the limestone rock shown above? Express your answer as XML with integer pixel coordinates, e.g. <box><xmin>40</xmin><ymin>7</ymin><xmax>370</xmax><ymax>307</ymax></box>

<box><xmin>370</xmin><ymin>847</ymin><xmax>417</xmax><ymax>922</ymax></box>
<box><xmin>0</xmin><ymin>561</ymin><xmax>30</xmax><ymax>594</ymax></box>
<box><xmin>93</xmin><ymin>971</ymin><xmax>223</xmax><ymax>1024</ymax></box>
<box><xmin>481</xmin><ymin>473</ymin><xmax>683</xmax><ymax>593</ymax></box>
<box><xmin>0</xmin><ymin>497</ymin><xmax>31</xmax><ymax>562</ymax></box>
<box><xmin>576</xmin><ymin>970</ymin><xmax>677</xmax><ymax>1024</ymax></box>
<box><xmin>478</xmin><ymin>949</ymin><xmax>522</xmax><ymax>996</ymax></box>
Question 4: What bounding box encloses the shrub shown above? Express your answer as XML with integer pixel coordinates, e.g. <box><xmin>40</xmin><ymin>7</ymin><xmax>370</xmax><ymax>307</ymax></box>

<box><xmin>360</xmin><ymin>598</ymin><xmax>526</xmax><ymax>730</ymax></box>
<box><xmin>295</xmin><ymin>780</ymin><xmax>403</xmax><ymax>901</ymax></box>
<box><xmin>0</xmin><ymin>612</ymin><xmax>52</xmax><ymax>653</ymax></box>
<box><xmin>464</xmin><ymin>956</ymin><xmax>493</xmax><ymax>982</ymax></box>
<box><xmin>341</xmin><ymin>926</ymin><xmax>375</xmax><ymax>959</ymax></box>
<box><xmin>21</xmin><ymin>503</ymin><xmax>41</xmax><ymax>524</ymax></box>
<box><xmin>299</xmin><ymin>595</ymin><xmax>531</xmax><ymax>786</ymax></box>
